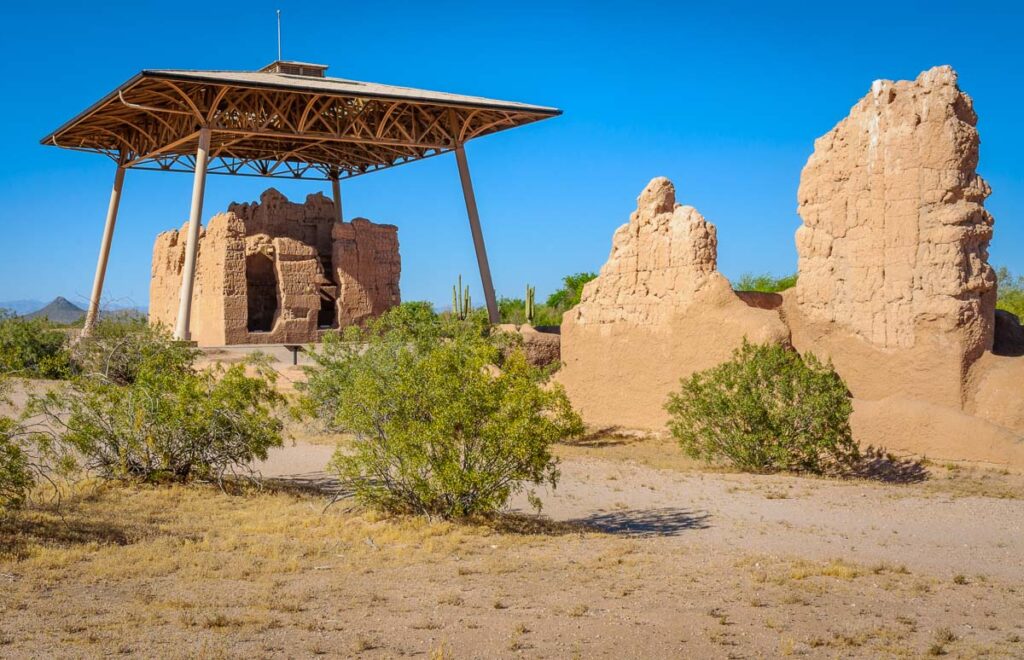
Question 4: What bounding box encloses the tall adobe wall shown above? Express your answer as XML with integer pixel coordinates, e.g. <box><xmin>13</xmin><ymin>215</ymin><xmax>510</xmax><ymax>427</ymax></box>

<box><xmin>333</xmin><ymin>219</ymin><xmax>402</xmax><ymax>326</ymax></box>
<box><xmin>558</xmin><ymin>178</ymin><xmax>789</xmax><ymax>429</ymax></box>
<box><xmin>790</xmin><ymin>66</ymin><xmax>998</xmax><ymax>408</ymax></box>
<box><xmin>228</xmin><ymin>188</ymin><xmax>337</xmax><ymax>260</ymax></box>
<box><xmin>784</xmin><ymin>65</ymin><xmax>1022</xmax><ymax>464</ymax></box>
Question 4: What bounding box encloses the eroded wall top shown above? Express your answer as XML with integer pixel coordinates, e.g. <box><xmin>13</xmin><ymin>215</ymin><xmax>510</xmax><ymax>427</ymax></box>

<box><xmin>795</xmin><ymin>65</ymin><xmax>996</xmax><ymax>355</ymax></box>
<box><xmin>571</xmin><ymin>177</ymin><xmax>724</xmax><ymax>326</ymax></box>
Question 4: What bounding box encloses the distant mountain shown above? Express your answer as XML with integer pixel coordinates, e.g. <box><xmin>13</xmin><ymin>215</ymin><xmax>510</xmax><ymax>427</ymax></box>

<box><xmin>0</xmin><ymin>299</ymin><xmax>45</xmax><ymax>315</ymax></box>
<box><xmin>24</xmin><ymin>297</ymin><xmax>86</xmax><ymax>324</ymax></box>
<box><xmin>0</xmin><ymin>297</ymin><xmax>148</xmax><ymax>323</ymax></box>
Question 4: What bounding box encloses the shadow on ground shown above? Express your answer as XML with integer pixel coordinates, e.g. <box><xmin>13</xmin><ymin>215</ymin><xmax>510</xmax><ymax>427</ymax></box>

<box><xmin>0</xmin><ymin>507</ymin><xmax>147</xmax><ymax>561</ymax></box>
<box><xmin>852</xmin><ymin>447</ymin><xmax>929</xmax><ymax>484</ymax></box>
<box><xmin>562</xmin><ymin>426</ymin><xmax>655</xmax><ymax>449</ymax></box>
<box><xmin>261</xmin><ymin>472</ymin><xmax>343</xmax><ymax>495</ymax></box>
<box><xmin>570</xmin><ymin>507</ymin><xmax>711</xmax><ymax>537</ymax></box>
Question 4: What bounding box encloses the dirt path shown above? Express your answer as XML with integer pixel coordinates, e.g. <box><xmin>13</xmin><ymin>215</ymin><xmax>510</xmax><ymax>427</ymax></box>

<box><xmin>256</xmin><ymin>440</ymin><xmax>1024</xmax><ymax>583</ymax></box>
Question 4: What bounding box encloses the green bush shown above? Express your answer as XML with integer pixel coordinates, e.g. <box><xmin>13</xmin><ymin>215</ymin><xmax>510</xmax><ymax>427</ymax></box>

<box><xmin>733</xmin><ymin>272</ymin><xmax>797</xmax><ymax>293</ymax></box>
<box><xmin>996</xmin><ymin>266</ymin><xmax>1024</xmax><ymax>319</ymax></box>
<box><xmin>665</xmin><ymin>340</ymin><xmax>858</xmax><ymax>475</ymax></box>
<box><xmin>0</xmin><ymin>420</ymin><xmax>32</xmax><ymax>514</ymax></box>
<box><xmin>497</xmin><ymin>272</ymin><xmax>598</xmax><ymax>326</ymax></box>
<box><xmin>71</xmin><ymin>317</ymin><xmax>198</xmax><ymax>386</ymax></box>
<box><xmin>32</xmin><ymin>323</ymin><xmax>284</xmax><ymax>483</ymax></box>
<box><xmin>497</xmin><ymin>297</ymin><xmax>561</xmax><ymax>326</ymax></box>
<box><xmin>302</xmin><ymin>306</ymin><xmax>583</xmax><ymax>518</ymax></box>
<box><xmin>0</xmin><ymin>375</ymin><xmax>33</xmax><ymax>513</ymax></box>
<box><xmin>545</xmin><ymin>272</ymin><xmax>598</xmax><ymax>310</ymax></box>
<box><xmin>0</xmin><ymin>312</ymin><xmax>72</xmax><ymax>379</ymax></box>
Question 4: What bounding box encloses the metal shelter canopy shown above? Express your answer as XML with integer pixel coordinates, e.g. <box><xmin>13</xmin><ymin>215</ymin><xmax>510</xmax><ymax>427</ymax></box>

<box><xmin>42</xmin><ymin>62</ymin><xmax>560</xmax><ymax>180</ymax></box>
<box><xmin>41</xmin><ymin>61</ymin><xmax>561</xmax><ymax>336</ymax></box>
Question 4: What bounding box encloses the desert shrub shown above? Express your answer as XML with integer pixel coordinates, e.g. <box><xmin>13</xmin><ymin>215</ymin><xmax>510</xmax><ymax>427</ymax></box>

<box><xmin>0</xmin><ymin>312</ymin><xmax>72</xmax><ymax>379</ymax></box>
<box><xmin>32</xmin><ymin>324</ymin><xmax>283</xmax><ymax>483</ymax></box>
<box><xmin>303</xmin><ymin>306</ymin><xmax>583</xmax><ymax>518</ymax></box>
<box><xmin>497</xmin><ymin>297</ymin><xmax>562</xmax><ymax>326</ymax></box>
<box><xmin>996</xmin><ymin>266</ymin><xmax>1024</xmax><ymax>319</ymax></box>
<box><xmin>71</xmin><ymin>316</ymin><xmax>198</xmax><ymax>385</ymax></box>
<box><xmin>497</xmin><ymin>272</ymin><xmax>598</xmax><ymax>326</ymax></box>
<box><xmin>0</xmin><ymin>419</ymin><xmax>32</xmax><ymax>513</ymax></box>
<box><xmin>0</xmin><ymin>375</ymin><xmax>33</xmax><ymax>513</ymax></box>
<box><xmin>734</xmin><ymin>272</ymin><xmax>797</xmax><ymax>293</ymax></box>
<box><xmin>665</xmin><ymin>340</ymin><xmax>858</xmax><ymax>475</ymax></box>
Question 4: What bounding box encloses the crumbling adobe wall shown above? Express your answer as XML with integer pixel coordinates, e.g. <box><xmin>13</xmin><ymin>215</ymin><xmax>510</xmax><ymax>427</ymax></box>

<box><xmin>149</xmin><ymin>189</ymin><xmax>400</xmax><ymax>346</ymax></box>
<box><xmin>229</xmin><ymin>188</ymin><xmax>336</xmax><ymax>260</ymax></box>
<box><xmin>150</xmin><ymin>212</ymin><xmax>247</xmax><ymax>342</ymax></box>
<box><xmin>558</xmin><ymin>67</ymin><xmax>1023</xmax><ymax>466</ymax></box>
<box><xmin>557</xmin><ymin>178</ymin><xmax>789</xmax><ymax>429</ymax></box>
<box><xmin>789</xmin><ymin>65</ymin><xmax>997</xmax><ymax>408</ymax></box>
<box><xmin>785</xmin><ymin>65</ymin><xmax>1023</xmax><ymax>465</ymax></box>
<box><xmin>332</xmin><ymin>218</ymin><xmax>401</xmax><ymax>326</ymax></box>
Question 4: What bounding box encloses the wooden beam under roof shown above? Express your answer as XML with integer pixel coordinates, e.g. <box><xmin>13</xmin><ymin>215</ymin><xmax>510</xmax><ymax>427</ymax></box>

<box><xmin>41</xmin><ymin>65</ymin><xmax>560</xmax><ymax>181</ymax></box>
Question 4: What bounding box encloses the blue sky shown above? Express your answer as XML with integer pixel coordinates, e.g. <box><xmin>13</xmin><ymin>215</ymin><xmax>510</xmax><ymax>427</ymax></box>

<box><xmin>0</xmin><ymin>0</ymin><xmax>1021</xmax><ymax>310</ymax></box>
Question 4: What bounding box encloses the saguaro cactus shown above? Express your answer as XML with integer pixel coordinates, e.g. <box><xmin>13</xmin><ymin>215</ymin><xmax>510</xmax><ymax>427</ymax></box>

<box><xmin>525</xmin><ymin>284</ymin><xmax>536</xmax><ymax>325</ymax></box>
<box><xmin>452</xmin><ymin>275</ymin><xmax>472</xmax><ymax>320</ymax></box>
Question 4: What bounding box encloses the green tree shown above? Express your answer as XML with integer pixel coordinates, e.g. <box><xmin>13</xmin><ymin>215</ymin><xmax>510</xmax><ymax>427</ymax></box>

<box><xmin>996</xmin><ymin>266</ymin><xmax>1024</xmax><ymax>319</ymax></box>
<box><xmin>546</xmin><ymin>272</ymin><xmax>598</xmax><ymax>310</ymax></box>
<box><xmin>733</xmin><ymin>273</ymin><xmax>797</xmax><ymax>293</ymax></box>
<box><xmin>302</xmin><ymin>306</ymin><xmax>583</xmax><ymax>518</ymax></box>
<box><xmin>665</xmin><ymin>340</ymin><xmax>858</xmax><ymax>475</ymax></box>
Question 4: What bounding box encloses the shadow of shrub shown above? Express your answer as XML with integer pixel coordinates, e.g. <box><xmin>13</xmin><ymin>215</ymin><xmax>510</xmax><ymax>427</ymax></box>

<box><xmin>850</xmin><ymin>446</ymin><xmax>929</xmax><ymax>484</ymax></box>
<box><xmin>568</xmin><ymin>507</ymin><xmax>712</xmax><ymax>537</ymax></box>
<box><xmin>0</xmin><ymin>507</ymin><xmax>141</xmax><ymax>561</ymax></box>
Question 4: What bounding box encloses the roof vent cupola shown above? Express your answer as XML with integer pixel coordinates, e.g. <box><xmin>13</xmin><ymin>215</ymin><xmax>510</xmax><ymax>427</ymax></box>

<box><xmin>259</xmin><ymin>60</ymin><xmax>328</xmax><ymax>77</ymax></box>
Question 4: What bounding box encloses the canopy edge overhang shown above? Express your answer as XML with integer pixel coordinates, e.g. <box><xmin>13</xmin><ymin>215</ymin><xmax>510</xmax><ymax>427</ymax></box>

<box><xmin>41</xmin><ymin>67</ymin><xmax>561</xmax><ymax>181</ymax></box>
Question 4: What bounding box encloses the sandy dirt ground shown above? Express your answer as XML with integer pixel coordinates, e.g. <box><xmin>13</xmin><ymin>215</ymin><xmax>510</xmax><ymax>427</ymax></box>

<box><xmin>4</xmin><ymin>373</ymin><xmax>1024</xmax><ymax>658</ymax></box>
<box><xmin>257</xmin><ymin>437</ymin><xmax>1024</xmax><ymax>583</ymax></box>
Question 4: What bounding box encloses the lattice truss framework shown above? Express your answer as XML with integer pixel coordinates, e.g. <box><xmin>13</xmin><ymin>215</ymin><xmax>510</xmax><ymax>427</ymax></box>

<box><xmin>44</xmin><ymin>74</ymin><xmax>556</xmax><ymax>180</ymax></box>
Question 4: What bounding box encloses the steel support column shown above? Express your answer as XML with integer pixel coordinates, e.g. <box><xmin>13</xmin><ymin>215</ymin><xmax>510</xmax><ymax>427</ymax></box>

<box><xmin>173</xmin><ymin>127</ymin><xmax>211</xmax><ymax>340</ymax></box>
<box><xmin>331</xmin><ymin>174</ymin><xmax>343</xmax><ymax>223</ymax></box>
<box><xmin>454</xmin><ymin>145</ymin><xmax>498</xmax><ymax>324</ymax></box>
<box><xmin>82</xmin><ymin>164</ymin><xmax>126</xmax><ymax>336</ymax></box>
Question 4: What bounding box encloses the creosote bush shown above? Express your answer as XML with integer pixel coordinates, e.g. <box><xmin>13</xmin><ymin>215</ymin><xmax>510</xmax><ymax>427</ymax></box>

<box><xmin>665</xmin><ymin>340</ymin><xmax>858</xmax><ymax>475</ymax></box>
<box><xmin>0</xmin><ymin>374</ymin><xmax>33</xmax><ymax>513</ymax></box>
<box><xmin>302</xmin><ymin>303</ymin><xmax>583</xmax><ymax>519</ymax></box>
<box><xmin>0</xmin><ymin>311</ymin><xmax>72</xmax><ymax>379</ymax></box>
<box><xmin>31</xmin><ymin>321</ymin><xmax>284</xmax><ymax>484</ymax></box>
<box><xmin>71</xmin><ymin>317</ymin><xmax>198</xmax><ymax>385</ymax></box>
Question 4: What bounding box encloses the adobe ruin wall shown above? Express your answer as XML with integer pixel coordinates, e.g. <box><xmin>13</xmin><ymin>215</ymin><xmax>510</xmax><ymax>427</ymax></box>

<box><xmin>150</xmin><ymin>189</ymin><xmax>400</xmax><ymax>346</ymax></box>
<box><xmin>558</xmin><ymin>66</ymin><xmax>1024</xmax><ymax>467</ymax></box>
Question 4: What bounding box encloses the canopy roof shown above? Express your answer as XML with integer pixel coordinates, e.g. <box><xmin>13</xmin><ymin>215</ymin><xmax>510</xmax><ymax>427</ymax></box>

<box><xmin>41</xmin><ymin>62</ymin><xmax>561</xmax><ymax>180</ymax></box>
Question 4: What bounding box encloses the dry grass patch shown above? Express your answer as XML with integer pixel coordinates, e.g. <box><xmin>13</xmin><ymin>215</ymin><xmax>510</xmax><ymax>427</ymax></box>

<box><xmin>917</xmin><ymin>465</ymin><xmax>1024</xmax><ymax>500</ymax></box>
<box><xmin>2</xmin><ymin>484</ymin><xmax>490</xmax><ymax>582</ymax></box>
<box><xmin>1</xmin><ymin>476</ymin><xmax>1022</xmax><ymax>658</ymax></box>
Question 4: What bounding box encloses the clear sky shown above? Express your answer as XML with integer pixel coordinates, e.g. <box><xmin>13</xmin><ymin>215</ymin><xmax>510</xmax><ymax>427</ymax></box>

<box><xmin>0</xmin><ymin>0</ymin><xmax>1021</xmax><ymax>310</ymax></box>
